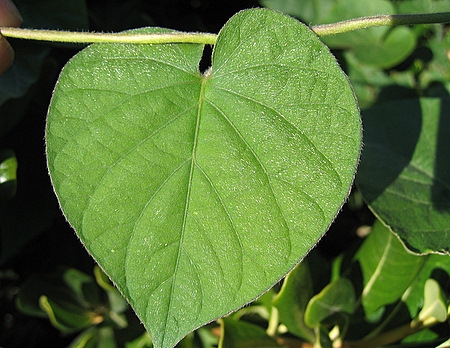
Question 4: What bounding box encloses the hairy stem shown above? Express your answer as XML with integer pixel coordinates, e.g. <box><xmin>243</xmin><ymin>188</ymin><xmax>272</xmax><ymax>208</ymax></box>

<box><xmin>312</xmin><ymin>12</ymin><xmax>450</xmax><ymax>36</ymax></box>
<box><xmin>0</xmin><ymin>28</ymin><xmax>217</xmax><ymax>45</ymax></box>
<box><xmin>0</xmin><ymin>12</ymin><xmax>449</xmax><ymax>44</ymax></box>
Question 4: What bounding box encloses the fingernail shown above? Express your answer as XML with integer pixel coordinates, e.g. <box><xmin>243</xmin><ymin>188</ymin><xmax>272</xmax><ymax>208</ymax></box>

<box><xmin>0</xmin><ymin>0</ymin><xmax>23</xmax><ymax>27</ymax></box>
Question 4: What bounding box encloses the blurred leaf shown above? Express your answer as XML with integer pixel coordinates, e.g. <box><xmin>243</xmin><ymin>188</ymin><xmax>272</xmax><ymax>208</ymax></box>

<box><xmin>94</xmin><ymin>265</ymin><xmax>117</xmax><ymax>292</ymax></box>
<box><xmin>320</xmin><ymin>0</ymin><xmax>394</xmax><ymax>47</ymax></box>
<box><xmin>400</xmin><ymin>328</ymin><xmax>442</xmax><ymax>345</ymax></box>
<box><xmin>259</xmin><ymin>0</ymin><xmax>334</xmax><ymax>24</ymax></box>
<box><xmin>18</xmin><ymin>268</ymin><xmax>129</xmax><ymax>336</ymax></box>
<box><xmin>0</xmin><ymin>150</ymin><xmax>18</xmax><ymax>201</ymax></box>
<box><xmin>39</xmin><ymin>295</ymin><xmax>99</xmax><ymax>333</ymax></box>
<box><xmin>351</xmin><ymin>26</ymin><xmax>416</xmax><ymax>69</ymax></box>
<box><xmin>394</xmin><ymin>0</ymin><xmax>450</xmax><ymax>14</ymax></box>
<box><xmin>196</xmin><ymin>326</ymin><xmax>219</xmax><ymax>348</ymax></box>
<box><xmin>419</xmin><ymin>28</ymin><xmax>450</xmax><ymax>93</ymax></box>
<box><xmin>62</xmin><ymin>268</ymin><xmax>102</xmax><ymax>304</ymax></box>
<box><xmin>17</xmin><ymin>272</ymin><xmax>72</xmax><ymax>318</ymax></box>
<box><xmin>218</xmin><ymin>318</ymin><xmax>283</xmax><ymax>348</ymax></box>
<box><xmin>125</xmin><ymin>331</ymin><xmax>153</xmax><ymax>348</ymax></box>
<box><xmin>320</xmin><ymin>0</ymin><xmax>416</xmax><ymax>68</ymax></box>
<box><xmin>393</xmin><ymin>0</ymin><xmax>433</xmax><ymax>14</ymax></box>
<box><xmin>343</xmin><ymin>52</ymin><xmax>393</xmax><ymax>108</ymax></box>
<box><xmin>431</xmin><ymin>0</ymin><xmax>450</xmax><ymax>12</ymax></box>
<box><xmin>93</xmin><ymin>265</ymin><xmax>130</xmax><ymax>314</ymax></box>
<box><xmin>69</xmin><ymin>327</ymin><xmax>119</xmax><ymax>348</ymax></box>
<box><xmin>95</xmin><ymin>327</ymin><xmax>119</xmax><ymax>348</ymax></box>
<box><xmin>16</xmin><ymin>268</ymin><xmax>107</xmax><ymax>327</ymax></box>
<box><xmin>262</xmin><ymin>0</ymin><xmax>420</xmax><ymax>68</ymax></box>
<box><xmin>69</xmin><ymin>327</ymin><xmax>99</xmax><ymax>348</ymax></box>
<box><xmin>0</xmin><ymin>153</ymin><xmax>17</xmax><ymax>183</ymax></box>
<box><xmin>255</xmin><ymin>288</ymin><xmax>277</xmax><ymax>315</ymax></box>
<box><xmin>356</xmin><ymin>98</ymin><xmax>450</xmax><ymax>254</ymax></box>
<box><xmin>355</xmin><ymin>219</ymin><xmax>425</xmax><ymax>315</ymax></box>
<box><xmin>403</xmin><ymin>253</ymin><xmax>450</xmax><ymax>317</ymax></box>
<box><xmin>273</xmin><ymin>261</ymin><xmax>315</xmax><ymax>342</ymax></box>
<box><xmin>417</xmin><ymin>279</ymin><xmax>448</xmax><ymax>323</ymax></box>
<box><xmin>304</xmin><ymin>278</ymin><xmax>356</xmax><ymax>328</ymax></box>
<box><xmin>316</xmin><ymin>325</ymin><xmax>332</xmax><ymax>348</ymax></box>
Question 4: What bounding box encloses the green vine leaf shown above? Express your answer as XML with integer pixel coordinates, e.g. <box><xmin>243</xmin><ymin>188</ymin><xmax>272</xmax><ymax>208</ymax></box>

<box><xmin>218</xmin><ymin>317</ymin><xmax>283</xmax><ymax>348</ymax></box>
<box><xmin>304</xmin><ymin>277</ymin><xmax>356</xmax><ymax>328</ymax></box>
<box><xmin>46</xmin><ymin>8</ymin><xmax>361</xmax><ymax>347</ymax></box>
<box><xmin>354</xmin><ymin>219</ymin><xmax>426</xmax><ymax>316</ymax></box>
<box><xmin>356</xmin><ymin>98</ymin><xmax>450</xmax><ymax>254</ymax></box>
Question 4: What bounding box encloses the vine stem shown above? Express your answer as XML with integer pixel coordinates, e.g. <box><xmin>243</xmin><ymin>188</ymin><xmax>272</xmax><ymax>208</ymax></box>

<box><xmin>312</xmin><ymin>12</ymin><xmax>450</xmax><ymax>36</ymax></box>
<box><xmin>0</xmin><ymin>12</ymin><xmax>449</xmax><ymax>44</ymax></box>
<box><xmin>0</xmin><ymin>29</ymin><xmax>218</xmax><ymax>45</ymax></box>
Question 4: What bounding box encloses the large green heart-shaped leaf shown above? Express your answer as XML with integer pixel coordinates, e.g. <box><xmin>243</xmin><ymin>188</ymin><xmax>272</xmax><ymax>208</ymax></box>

<box><xmin>46</xmin><ymin>8</ymin><xmax>361</xmax><ymax>347</ymax></box>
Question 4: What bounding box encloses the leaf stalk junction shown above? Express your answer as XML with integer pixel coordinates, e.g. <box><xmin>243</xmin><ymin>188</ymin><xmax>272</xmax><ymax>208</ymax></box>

<box><xmin>1</xmin><ymin>12</ymin><xmax>449</xmax><ymax>45</ymax></box>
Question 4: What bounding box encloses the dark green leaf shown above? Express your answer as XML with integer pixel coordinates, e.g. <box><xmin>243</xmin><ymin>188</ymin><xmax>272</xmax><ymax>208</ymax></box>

<box><xmin>218</xmin><ymin>318</ymin><xmax>282</xmax><ymax>348</ymax></box>
<box><xmin>304</xmin><ymin>278</ymin><xmax>356</xmax><ymax>328</ymax></box>
<box><xmin>16</xmin><ymin>268</ymin><xmax>102</xmax><ymax>321</ymax></box>
<box><xmin>39</xmin><ymin>295</ymin><xmax>98</xmax><ymax>333</ymax></box>
<box><xmin>273</xmin><ymin>261</ymin><xmax>315</xmax><ymax>342</ymax></box>
<box><xmin>356</xmin><ymin>98</ymin><xmax>450</xmax><ymax>254</ymax></box>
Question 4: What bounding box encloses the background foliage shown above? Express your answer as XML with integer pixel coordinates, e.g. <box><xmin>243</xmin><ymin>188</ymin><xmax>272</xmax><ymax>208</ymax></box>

<box><xmin>1</xmin><ymin>0</ymin><xmax>449</xmax><ymax>347</ymax></box>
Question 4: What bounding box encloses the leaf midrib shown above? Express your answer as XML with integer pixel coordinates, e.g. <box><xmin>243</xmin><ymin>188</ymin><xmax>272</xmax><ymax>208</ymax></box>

<box><xmin>161</xmin><ymin>74</ymin><xmax>209</xmax><ymax>346</ymax></box>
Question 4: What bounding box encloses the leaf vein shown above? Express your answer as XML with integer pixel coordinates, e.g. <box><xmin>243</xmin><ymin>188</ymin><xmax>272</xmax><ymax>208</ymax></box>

<box><xmin>209</xmin><ymin>85</ymin><xmax>343</xmax><ymax>187</ymax></box>
<box><xmin>205</xmin><ymin>98</ymin><xmax>292</xmax><ymax>263</ymax></box>
<box><xmin>194</xmin><ymin>163</ymin><xmax>244</xmax><ymax>294</ymax></box>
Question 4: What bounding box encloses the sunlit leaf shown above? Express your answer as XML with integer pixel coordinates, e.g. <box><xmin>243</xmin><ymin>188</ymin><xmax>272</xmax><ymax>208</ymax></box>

<box><xmin>46</xmin><ymin>8</ymin><xmax>361</xmax><ymax>347</ymax></box>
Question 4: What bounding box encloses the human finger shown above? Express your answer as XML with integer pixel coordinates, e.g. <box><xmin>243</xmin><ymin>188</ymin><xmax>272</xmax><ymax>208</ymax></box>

<box><xmin>0</xmin><ymin>0</ymin><xmax>22</xmax><ymax>27</ymax></box>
